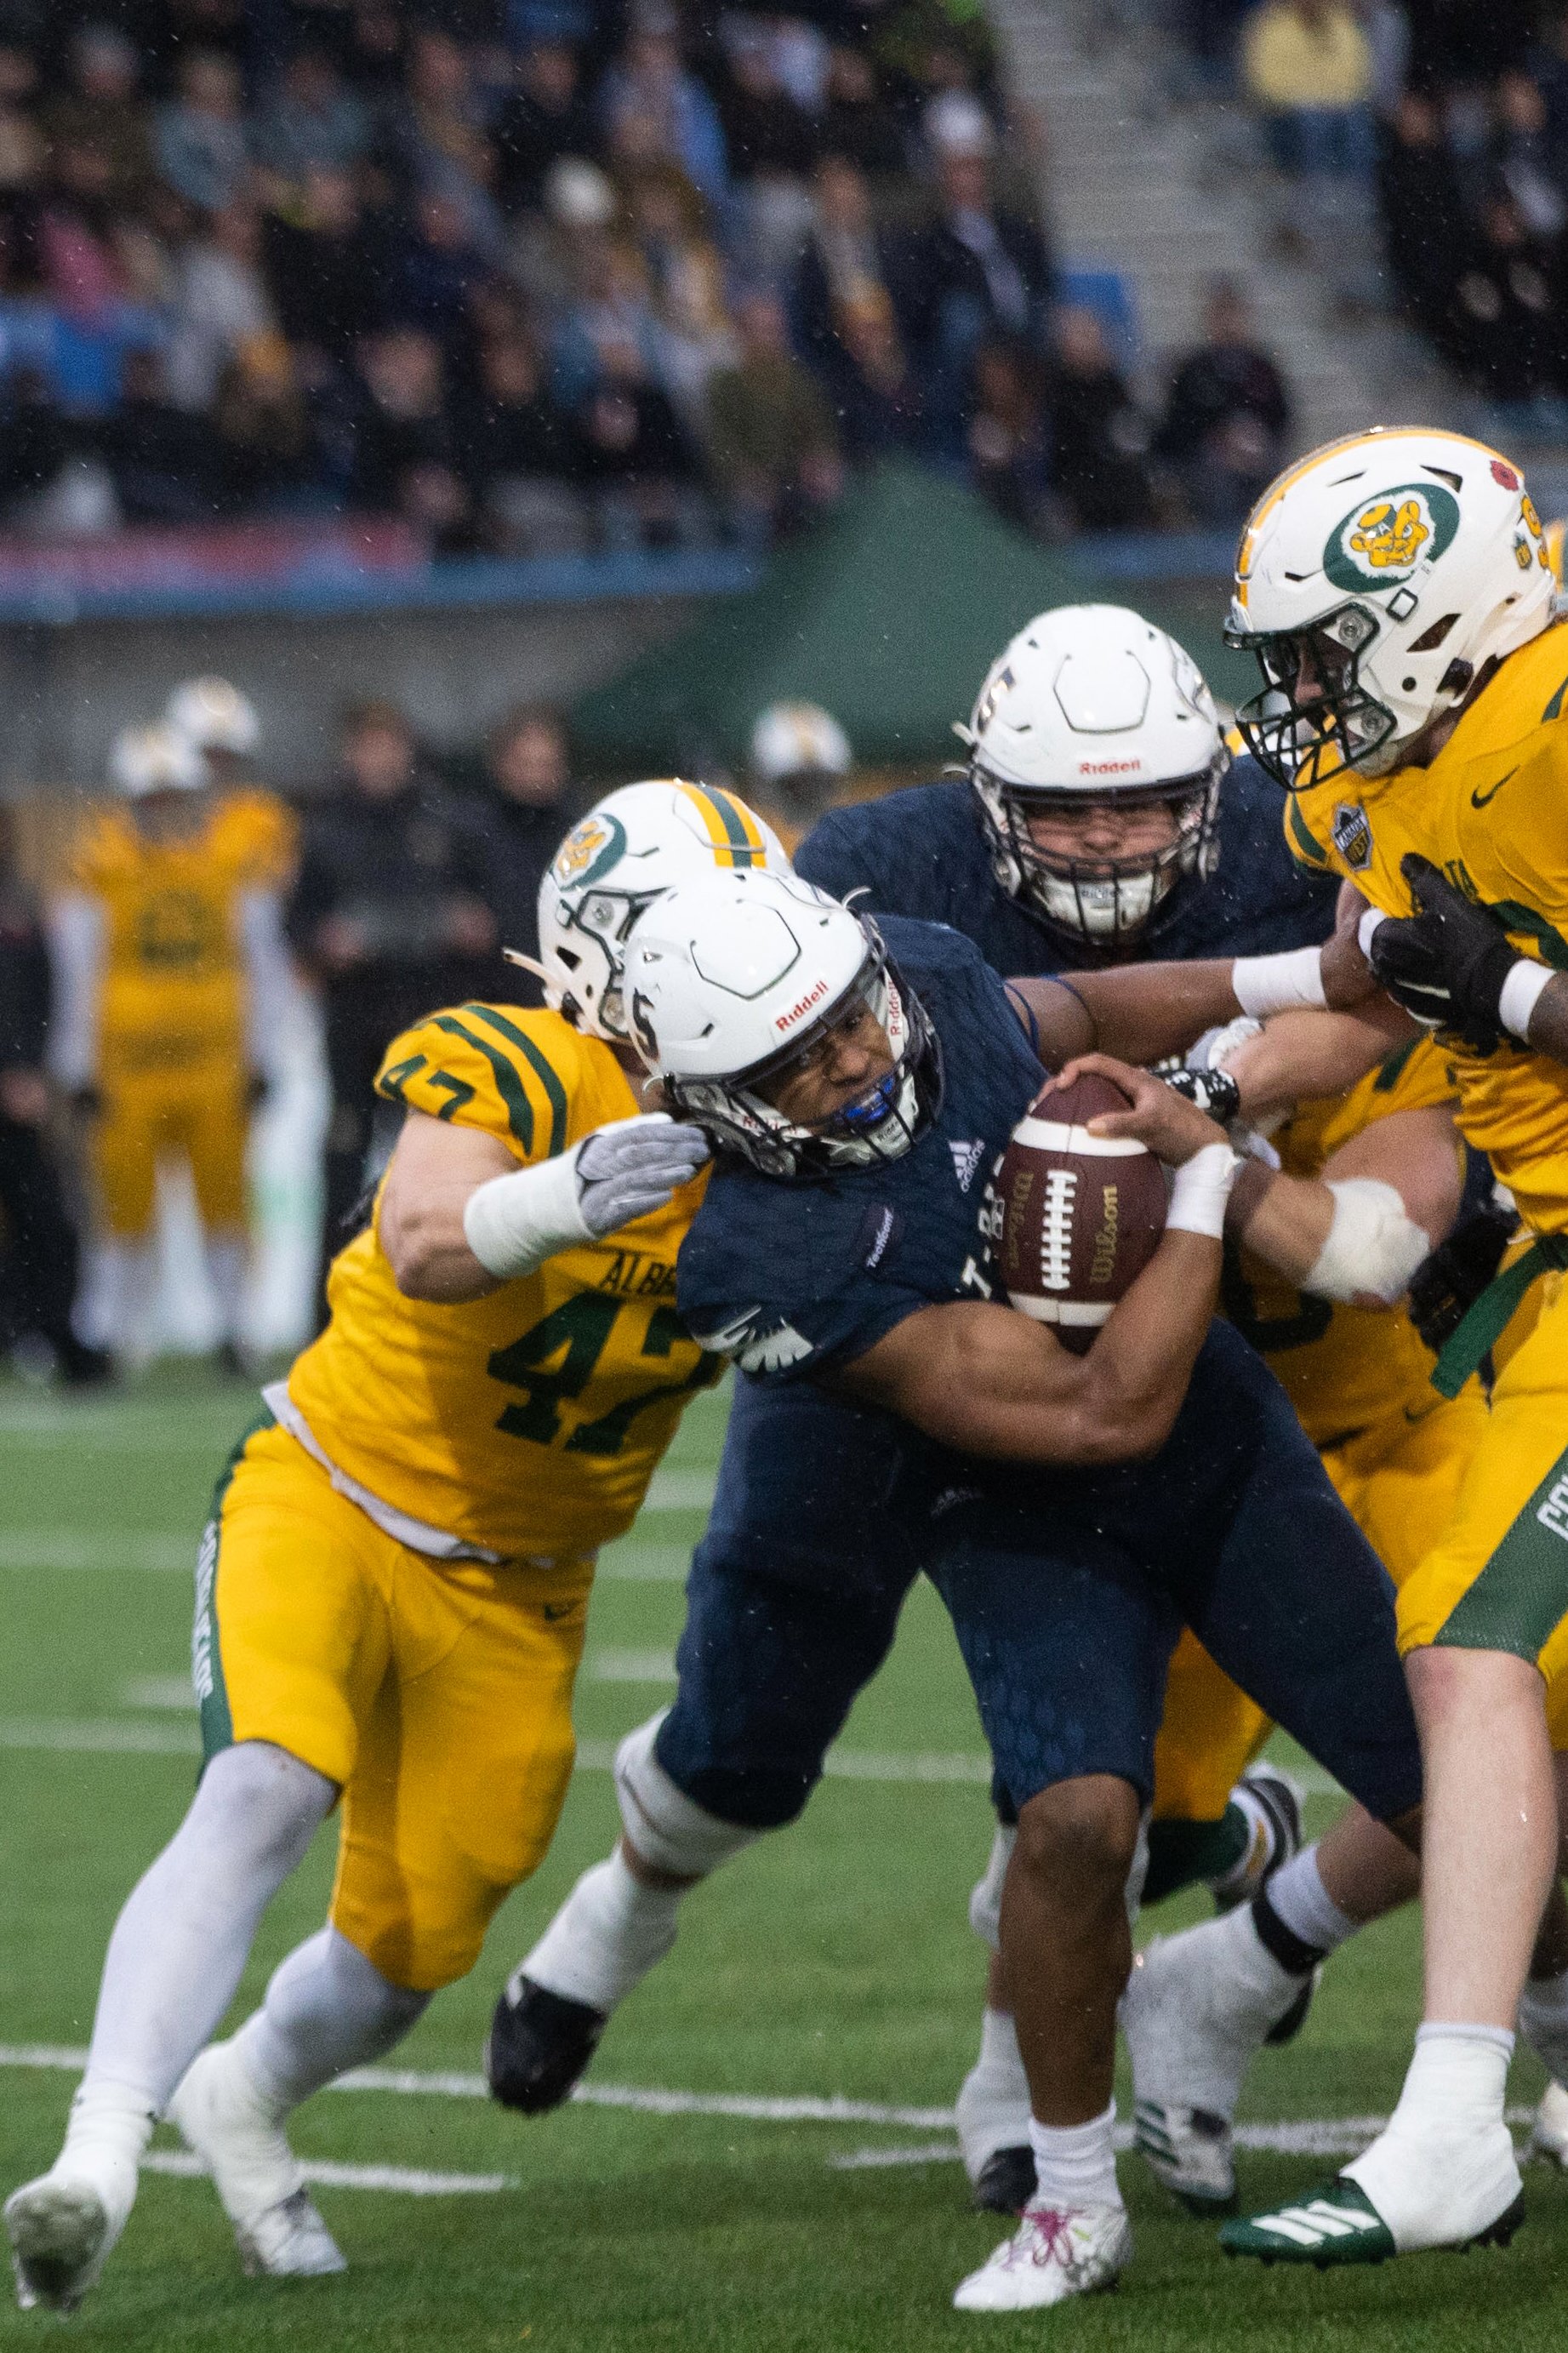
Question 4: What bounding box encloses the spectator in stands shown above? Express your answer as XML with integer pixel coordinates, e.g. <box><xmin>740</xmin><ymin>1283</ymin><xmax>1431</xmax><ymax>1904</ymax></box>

<box><xmin>1042</xmin><ymin>305</ymin><xmax>1154</xmax><ymax>534</ymax></box>
<box><xmin>263</xmin><ymin>165</ymin><xmax>389</xmax><ymax>368</ymax></box>
<box><xmin>965</xmin><ymin>336</ymin><xmax>1051</xmax><ymax>532</ymax></box>
<box><xmin>387</xmin><ymin>30</ymin><xmax>497</xmax><ymax>214</ymax></box>
<box><xmin>350</xmin><ymin>325</ymin><xmax>474</xmax><ymax>547</ymax></box>
<box><xmin>459</xmin><ymin>330</ymin><xmax>584</xmax><ymax>552</ymax></box>
<box><xmin>252</xmin><ymin>44</ymin><xmax>370</xmax><ymax>184</ymax></box>
<box><xmin>0</xmin><ymin>802</ymin><xmax>106</xmax><ymax>1385</ymax></box>
<box><xmin>38</xmin><ymin>134</ymin><xmax>128</xmax><ymax>312</ymax></box>
<box><xmin>212</xmin><ymin>345</ymin><xmax>321</xmax><ymax>513</ymax></box>
<box><xmin>156</xmin><ymin>49</ymin><xmax>250</xmax><ymax>215</ymax></box>
<box><xmin>0</xmin><ymin>366</ymin><xmax>77</xmax><ymax>524</ymax></box>
<box><xmin>820</xmin><ymin>287</ymin><xmax>926</xmax><ymax>463</ymax></box>
<box><xmin>388</xmin><ymin>184</ymin><xmax>491</xmax><ymax>357</ymax></box>
<box><xmin>818</xmin><ymin>44</ymin><xmax>907</xmax><ymax>180</ymax></box>
<box><xmin>493</xmin><ymin>41</ymin><xmax>596</xmax><ymax>215</ymax></box>
<box><xmin>43</xmin><ymin>25</ymin><xmax>151</xmax><ymax>210</ymax></box>
<box><xmin>1242</xmin><ymin>0</ymin><xmax>1376</xmax><ymax>199</ymax></box>
<box><xmin>572</xmin><ymin>328</ymin><xmax>705</xmax><ymax>546</ymax></box>
<box><xmin>1492</xmin><ymin>70</ymin><xmax>1567</xmax><ymax>242</ymax></box>
<box><xmin>794</xmin><ymin>154</ymin><xmax>915</xmax><ymax>363</ymax></box>
<box><xmin>476</xmin><ymin>702</ymin><xmax>575</xmax><ymax>987</ymax></box>
<box><xmin>1154</xmin><ymin>278</ymin><xmax>1291</xmax><ymax>525</ymax></box>
<box><xmin>598</xmin><ymin>14</ymin><xmax>728</xmax><ymax>211</ymax></box>
<box><xmin>715</xmin><ymin>26</ymin><xmax>816</xmax><ymax>272</ymax></box>
<box><xmin>97</xmin><ymin>346</ymin><xmax>214</xmax><ymax>523</ymax></box>
<box><xmin>706</xmin><ymin>286</ymin><xmax>843</xmax><ymax>539</ymax></box>
<box><xmin>1449</xmin><ymin>191</ymin><xmax>1558</xmax><ymax>405</ymax></box>
<box><xmin>164</xmin><ymin>202</ymin><xmax>279</xmax><ymax>410</ymax></box>
<box><xmin>619</xmin><ymin>160</ymin><xmax>736</xmax><ymax>420</ymax></box>
<box><xmin>909</xmin><ymin>97</ymin><xmax>1053</xmax><ymax>403</ymax></box>
<box><xmin>286</xmin><ymin>699</ymin><xmax>500</xmax><ymax>1313</ymax></box>
<box><xmin>551</xmin><ymin>230</ymin><xmax>661</xmax><ymax>405</ymax></box>
<box><xmin>1377</xmin><ymin>90</ymin><xmax>1474</xmax><ymax>363</ymax></box>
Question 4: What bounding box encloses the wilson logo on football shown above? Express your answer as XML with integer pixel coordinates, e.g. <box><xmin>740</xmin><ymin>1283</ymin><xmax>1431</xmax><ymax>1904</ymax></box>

<box><xmin>1323</xmin><ymin>483</ymin><xmax>1460</xmax><ymax>593</ymax></box>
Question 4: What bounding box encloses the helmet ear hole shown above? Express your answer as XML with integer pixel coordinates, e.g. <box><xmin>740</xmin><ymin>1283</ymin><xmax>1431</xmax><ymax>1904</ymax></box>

<box><xmin>1438</xmin><ymin>658</ymin><xmax>1474</xmax><ymax>697</ymax></box>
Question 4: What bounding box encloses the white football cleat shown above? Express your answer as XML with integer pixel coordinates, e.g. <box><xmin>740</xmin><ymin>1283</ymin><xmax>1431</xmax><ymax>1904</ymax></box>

<box><xmin>953</xmin><ymin>2201</ymin><xmax>1132</xmax><ymax>2310</ymax></box>
<box><xmin>1530</xmin><ymin>2079</ymin><xmax>1568</xmax><ymax>2166</ymax></box>
<box><xmin>5</xmin><ymin>2150</ymin><xmax>138</xmax><ymax>2314</ymax></box>
<box><xmin>1130</xmin><ymin>2099</ymin><xmax>1237</xmax><ymax>2213</ymax></box>
<box><xmin>168</xmin><ymin>2042</ymin><xmax>346</xmax><ymax>2279</ymax></box>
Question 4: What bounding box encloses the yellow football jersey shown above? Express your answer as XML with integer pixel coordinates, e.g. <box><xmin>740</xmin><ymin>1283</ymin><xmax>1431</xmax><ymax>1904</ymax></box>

<box><xmin>1223</xmin><ymin>1034</ymin><xmax>1457</xmax><ymax>1444</ymax></box>
<box><xmin>1286</xmin><ymin>621</ymin><xmax>1568</xmax><ymax>1234</ymax></box>
<box><xmin>71</xmin><ymin>788</ymin><xmax>296</xmax><ymax>1074</ymax></box>
<box><xmin>286</xmin><ymin>1002</ymin><xmax>719</xmax><ymax>1562</ymax></box>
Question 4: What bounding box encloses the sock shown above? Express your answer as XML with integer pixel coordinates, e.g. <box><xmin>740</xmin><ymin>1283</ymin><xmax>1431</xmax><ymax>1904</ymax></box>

<box><xmin>83</xmin><ymin>1742</ymin><xmax>334</xmax><ymax>2111</ymax></box>
<box><xmin>1345</xmin><ymin>2025</ymin><xmax>1518</xmax><ymax>2249</ymax></box>
<box><xmin>1520</xmin><ymin>1963</ymin><xmax>1568</xmax><ymax>2086</ymax></box>
<box><xmin>98</xmin><ymin>1238</ymin><xmax>159</xmax><ymax>1367</ymax></box>
<box><xmin>1143</xmin><ymin>1812</ymin><xmax>1246</xmax><ymax>1906</ymax></box>
<box><xmin>1210</xmin><ymin>1785</ymin><xmax>1283</xmax><ymax>1905</ymax></box>
<box><xmin>233</xmin><ymin>1927</ymin><xmax>429</xmax><ymax>2116</ymax></box>
<box><xmin>978</xmin><ymin>2007</ymin><xmax>1020</xmax><ymax>2079</ymax></box>
<box><xmin>1028</xmin><ymin>2102</ymin><xmax>1122</xmax><ymax>2213</ymax></box>
<box><xmin>205</xmin><ymin>1236</ymin><xmax>248</xmax><ymax>1351</ymax></box>
<box><xmin>522</xmin><ymin>1850</ymin><xmax>686</xmax><ymax>2014</ymax></box>
<box><xmin>1253</xmin><ymin>1846</ymin><xmax>1356</xmax><ymax>1971</ymax></box>
<box><xmin>52</xmin><ymin>2076</ymin><xmax>154</xmax><ymax>2222</ymax></box>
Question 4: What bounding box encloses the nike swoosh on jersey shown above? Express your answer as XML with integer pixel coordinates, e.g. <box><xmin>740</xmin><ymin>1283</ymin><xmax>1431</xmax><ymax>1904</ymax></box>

<box><xmin>1471</xmin><ymin>767</ymin><xmax>1518</xmax><ymax>808</ymax></box>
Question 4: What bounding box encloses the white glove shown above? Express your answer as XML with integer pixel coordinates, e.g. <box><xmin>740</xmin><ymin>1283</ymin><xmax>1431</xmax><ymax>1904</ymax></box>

<box><xmin>1187</xmin><ymin>1016</ymin><xmax>1262</xmax><ymax>1074</ymax></box>
<box><xmin>463</xmin><ymin>1113</ymin><xmax>710</xmax><ymax>1280</ymax></box>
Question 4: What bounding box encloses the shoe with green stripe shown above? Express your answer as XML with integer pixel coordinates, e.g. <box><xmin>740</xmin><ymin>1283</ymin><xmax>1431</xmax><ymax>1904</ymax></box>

<box><xmin>1221</xmin><ymin>2174</ymin><xmax>1525</xmax><ymax>2266</ymax></box>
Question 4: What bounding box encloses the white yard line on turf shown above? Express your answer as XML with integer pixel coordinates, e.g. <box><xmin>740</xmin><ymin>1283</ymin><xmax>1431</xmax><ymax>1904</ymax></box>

<box><xmin>0</xmin><ymin>1717</ymin><xmax>1343</xmax><ymax>1797</ymax></box>
<box><xmin>0</xmin><ymin>1533</ymin><xmax>691</xmax><ymax>1579</ymax></box>
<box><xmin>142</xmin><ymin>2150</ymin><xmax>514</xmax><ymax>2195</ymax></box>
<box><xmin>0</xmin><ymin>2051</ymin><xmax>1540</xmax><ymax>2164</ymax></box>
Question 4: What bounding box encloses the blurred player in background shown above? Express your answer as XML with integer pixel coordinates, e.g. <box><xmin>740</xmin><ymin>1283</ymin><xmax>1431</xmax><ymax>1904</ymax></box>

<box><xmin>47</xmin><ymin>722</ymin><xmax>294</xmax><ymax>1374</ymax></box>
<box><xmin>0</xmin><ymin>802</ymin><xmax>107</xmax><ymax>1385</ymax></box>
<box><xmin>746</xmin><ymin>700</ymin><xmax>853</xmax><ymax>846</ymax></box>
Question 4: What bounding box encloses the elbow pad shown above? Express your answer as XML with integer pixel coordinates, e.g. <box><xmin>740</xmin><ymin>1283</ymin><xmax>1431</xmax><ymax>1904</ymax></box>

<box><xmin>1303</xmin><ymin>1178</ymin><xmax>1431</xmax><ymax>1305</ymax></box>
<box><xmin>462</xmin><ymin>1150</ymin><xmax>588</xmax><ymax>1281</ymax></box>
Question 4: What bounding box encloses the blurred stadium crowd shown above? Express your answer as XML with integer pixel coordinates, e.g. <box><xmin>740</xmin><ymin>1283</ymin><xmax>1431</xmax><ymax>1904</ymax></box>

<box><xmin>0</xmin><ymin>671</ymin><xmax>852</xmax><ymax>1381</ymax></box>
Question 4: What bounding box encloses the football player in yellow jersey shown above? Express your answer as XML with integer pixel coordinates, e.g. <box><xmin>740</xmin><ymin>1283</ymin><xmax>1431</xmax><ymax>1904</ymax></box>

<box><xmin>4</xmin><ymin>780</ymin><xmax>784</xmax><ymax>2316</ymax></box>
<box><xmin>1149</xmin><ymin>425</ymin><xmax>1568</xmax><ymax>2262</ymax></box>
<box><xmin>47</xmin><ymin>719</ymin><xmax>296</xmax><ymax>1369</ymax></box>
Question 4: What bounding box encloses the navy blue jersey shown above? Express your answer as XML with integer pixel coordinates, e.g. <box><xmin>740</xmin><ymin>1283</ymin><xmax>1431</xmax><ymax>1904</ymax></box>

<box><xmin>677</xmin><ymin>916</ymin><xmax>1041</xmax><ymax>1385</ymax></box>
<box><xmin>794</xmin><ymin>757</ymin><xmax>1337</xmax><ymax>974</ymax></box>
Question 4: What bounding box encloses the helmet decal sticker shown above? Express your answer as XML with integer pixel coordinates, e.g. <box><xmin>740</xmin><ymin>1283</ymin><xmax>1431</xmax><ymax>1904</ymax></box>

<box><xmin>551</xmin><ymin>810</ymin><xmax>626</xmax><ymax>889</ymax></box>
<box><xmin>1323</xmin><ymin>483</ymin><xmax>1461</xmax><ymax>593</ymax></box>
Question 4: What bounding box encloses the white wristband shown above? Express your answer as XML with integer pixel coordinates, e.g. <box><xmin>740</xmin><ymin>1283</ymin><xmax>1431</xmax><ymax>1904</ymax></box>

<box><xmin>1357</xmin><ymin>905</ymin><xmax>1387</xmax><ymax>960</ymax></box>
<box><xmin>1231</xmin><ymin>945</ymin><xmax>1327</xmax><ymax>1020</ymax></box>
<box><xmin>1499</xmin><ymin>958</ymin><xmax>1553</xmax><ymax>1041</ymax></box>
<box><xmin>462</xmin><ymin>1150</ymin><xmax>587</xmax><ymax>1281</ymax></box>
<box><xmin>1166</xmin><ymin>1141</ymin><xmax>1241</xmax><ymax>1241</ymax></box>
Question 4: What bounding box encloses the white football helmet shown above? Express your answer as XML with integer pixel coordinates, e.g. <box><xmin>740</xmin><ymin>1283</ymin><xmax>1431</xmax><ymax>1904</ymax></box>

<box><xmin>1226</xmin><ymin>427</ymin><xmax>1557</xmax><ymax>791</ymax></box>
<box><xmin>956</xmin><ymin>603</ymin><xmax>1226</xmax><ymax>947</ymax></box>
<box><xmin>624</xmin><ymin>867</ymin><xmax>941</xmax><ymax>1178</ymax></box>
<box><xmin>527</xmin><ymin>780</ymin><xmax>788</xmax><ymax>1043</ymax></box>
<box><xmin>109</xmin><ymin>722</ymin><xmax>207</xmax><ymax>797</ymax></box>
<box><xmin>165</xmin><ymin>676</ymin><xmax>260</xmax><ymax>757</ymax></box>
<box><xmin>749</xmin><ymin>701</ymin><xmax>852</xmax><ymax>792</ymax></box>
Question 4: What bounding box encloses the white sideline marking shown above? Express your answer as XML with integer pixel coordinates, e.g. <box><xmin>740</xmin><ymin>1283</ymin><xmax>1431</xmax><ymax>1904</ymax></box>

<box><xmin>0</xmin><ymin>1718</ymin><xmax>202</xmax><ymax>1756</ymax></box>
<box><xmin>0</xmin><ymin>1532</ymin><xmax>693</xmax><ymax>1579</ymax></box>
<box><xmin>142</xmin><ymin>2150</ymin><xmax>513</xmax><ymax>2196</ymax></box>
<box><xmin>122</xmin><ymin>1676</ymin><xmax>197</xmax><ymax>1713</ymax></box>
<box><xmin>643</xmin><ymin>1471</ymin><xmax>715</xmax><ymax>1512</ymax></box>
<box><xmin>0</xmin><ymin>2049</ymin><xmax>1538</xmax><ymax>2156</ymax></box>
<box><xmin>588</xmin><ymin>1649</ymin><xmax>677</xmax><ymax>1683</ymax></box>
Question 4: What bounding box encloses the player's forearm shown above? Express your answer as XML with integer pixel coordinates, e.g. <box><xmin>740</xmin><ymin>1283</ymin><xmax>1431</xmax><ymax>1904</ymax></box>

<box><xmin>1222</xmin><ymin>1003</ymin><xmax>1412</xmax><ymax>1122</ymax></box>
<box><xmin>1052</xmin><ymin>1229</ymin><xmax>1224</xmax><ymax>1462</ymax></box>
<box><xmin>1011</xmin><ymin>962</ymin><xmax>1243</xmax><ymax>1070</ymax></box>
<box><xmin>1523</xmin><ymin>971</ymin><xmax>1568</xmax><ymax>1065</ymax></box>
<box><xmin>1228</xmin><ymin>1167</ymin><xmax>1336</xmax><ymax>1288</ymax></box>
<box><xmin>377</xmin><ymin>1182</ymin><xmax>501</xmax><ymax>1302</ymax></box>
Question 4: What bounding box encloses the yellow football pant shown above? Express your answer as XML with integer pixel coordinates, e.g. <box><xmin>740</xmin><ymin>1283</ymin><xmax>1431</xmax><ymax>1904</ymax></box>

<box><xmin>1397</xmin><ymin>1274</ymin><xmax>1568</xmax><ymax>1744</ymax></box>
<box><xmin>197</xmin><ymin>1421</ymin><xmax>592</xmax><ymax>1990</ymax></box>
<box><xmin>1151</xmin><ymin>1386</ymin><xmax>1488</xmax><ymax>1824</ymax></box>
<box><xmin>94</xmin><ymin>1055</ymin><xmax>248</xmax><ymax>1237</ymax></box>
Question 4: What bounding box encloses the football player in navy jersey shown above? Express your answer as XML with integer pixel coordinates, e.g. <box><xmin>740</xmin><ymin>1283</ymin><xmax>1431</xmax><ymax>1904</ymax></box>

<box><xmin>488</xmin><ymin>608</ymin><xmax>1347</xmax><ymax>2168</ymax></box>
<box><xmin>569</xmin><ymin>865</ymin><xmax>1420</xmax><ymax>2310</ymax></box>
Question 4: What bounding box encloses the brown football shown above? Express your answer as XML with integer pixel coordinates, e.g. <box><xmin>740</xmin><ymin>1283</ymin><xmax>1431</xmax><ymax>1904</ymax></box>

<box><xmin>995</xmin><ymin>1071</ymin><xmax>1168</xmax><ymax>1353</ymax></box>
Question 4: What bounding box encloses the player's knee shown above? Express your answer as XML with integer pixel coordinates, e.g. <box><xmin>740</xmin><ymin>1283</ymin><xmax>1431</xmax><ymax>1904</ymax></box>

<box><xmin>1012</xmin><ymin>1776</ymin><xmax>1143</xmax><ymax>1904</ymax></box>
<box><xmin>194</xmin><ymin>1738</ymin><xmax>337</xmax><ymax>1874</ymax></box>
<box><xmin>615</xmin><ymin>1710</ymin><xmax>777</xmax><ymax>1872</ymax></box>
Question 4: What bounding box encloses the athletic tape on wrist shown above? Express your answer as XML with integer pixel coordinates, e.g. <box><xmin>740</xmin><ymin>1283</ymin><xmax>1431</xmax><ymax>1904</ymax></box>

<box><xmin>463</xmin><ymin>1150</ymin><xmax>587</xmax><ymax>1281</ymax></box>
<box><xmin>1303</xmin><ymin>1178</ymin><xmax>1432</xmax><ymax>1305</ymax></box>
<box><xmin>1231</xmin><ymin>944</ymin><xmax>1327</xmax><ymax>1021</ymax></box>
<box><xmin>1166</xmin><ymin>1141</ymin><xmax>1240</xmax><ymax>1239</ymax></box>
<box><xmin>1499</xmin><ymin>958</ymin><xmax>1553</xmax><ymax>1041</ymax></box>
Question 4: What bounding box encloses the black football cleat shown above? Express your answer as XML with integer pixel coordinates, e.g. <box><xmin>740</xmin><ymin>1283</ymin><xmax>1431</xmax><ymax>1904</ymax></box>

<box><xmin>972</xmin><ymin>2144</ymin><xmax>1038</xmax><ymax>2215</ymax></box>
<box><xmin>486</xmin><ymin>1974</ymin><xmax>605</xmax><ymax>2113</ymax></box>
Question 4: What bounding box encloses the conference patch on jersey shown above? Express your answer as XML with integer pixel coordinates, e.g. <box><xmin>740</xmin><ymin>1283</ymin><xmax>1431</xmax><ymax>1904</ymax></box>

<box><xmin>552</xmin><ymin>810</ymin><xmax>626</xmax><ymax>890</ymax></box>
<box><xmin>1331</xmin><ymin>801</ymin><xmax>1372</xmax><ymax>871</ymax></box>
<box><xmin>1322</xmin><ymin>483</ymin><xmax>1460</xmax><ymax>593</ymax></box>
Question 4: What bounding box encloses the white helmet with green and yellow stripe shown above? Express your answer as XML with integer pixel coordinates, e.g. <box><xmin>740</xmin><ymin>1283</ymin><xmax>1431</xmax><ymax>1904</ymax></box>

<box><xmin>524</xmin><ymin>780</ymin><xmax>788</xmax><ymax>1042</ymax></box>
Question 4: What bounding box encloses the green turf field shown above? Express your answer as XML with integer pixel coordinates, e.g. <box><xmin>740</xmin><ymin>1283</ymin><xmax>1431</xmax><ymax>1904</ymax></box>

<box><xmin>3</xmin><ymin>1367</ymin><xmax>1565</xmax><ymax>2350</ymax></box>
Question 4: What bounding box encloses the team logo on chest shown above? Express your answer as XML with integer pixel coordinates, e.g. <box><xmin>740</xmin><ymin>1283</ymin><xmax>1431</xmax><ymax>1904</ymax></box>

<box><xmin>1331</xmin><ymin>801</ymin><xmax>1373</xmax><ymax>871</ymax></box>
<box><xmin>1322</xmin><ymin>483</ymin><xmax>1460</xmax><ymax>594</ymax></box>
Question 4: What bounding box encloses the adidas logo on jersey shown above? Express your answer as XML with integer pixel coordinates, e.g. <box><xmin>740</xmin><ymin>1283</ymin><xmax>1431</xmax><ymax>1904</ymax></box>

<box><xmin>949</xmin><ymin>1139</ymin><xmax>985</xmax><ymax>1192</ymax></box>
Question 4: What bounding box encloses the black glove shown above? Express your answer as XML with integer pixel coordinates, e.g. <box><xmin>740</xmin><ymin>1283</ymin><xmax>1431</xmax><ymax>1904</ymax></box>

<box><xmin>1406</xmin><ymin>1196</ymin><xmax>1517</xmax><ymax>1354</ymax></box>
<box><xmin>1366</xmin><ymin>854</ymin><xmax>1518</xmax><ymax>1054</ymax></box>
<box><xmin>1161</xmin><ymin>1064</ymin><xmax>1241</xmax><ymax>1125</ymax></box>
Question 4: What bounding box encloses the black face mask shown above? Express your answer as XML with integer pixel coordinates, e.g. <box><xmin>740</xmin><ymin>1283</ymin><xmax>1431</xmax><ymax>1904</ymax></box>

<box><xmin>1226</xmin><ymin>602</ymin><xmax>1394</xmax><ymax>792</ymax></box>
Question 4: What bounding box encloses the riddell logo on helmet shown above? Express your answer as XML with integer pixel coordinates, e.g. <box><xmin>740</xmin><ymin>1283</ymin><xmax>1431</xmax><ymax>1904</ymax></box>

<box><xmin>1078</xmin><ymin>759</ymin><xmax>1143</xmax><ymax>775</ymax></box>
<box><xmin>775</xmin><ymin>977</ymin><xmax>830</xmax><ymax>1032</ymax></box>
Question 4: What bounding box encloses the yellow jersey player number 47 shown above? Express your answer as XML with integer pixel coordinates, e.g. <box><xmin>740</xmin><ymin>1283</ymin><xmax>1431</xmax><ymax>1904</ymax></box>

<box><xmin>3</xmin><ymin>780</ymin><xmax>784</xmax><ymax>2317</ymax></box>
